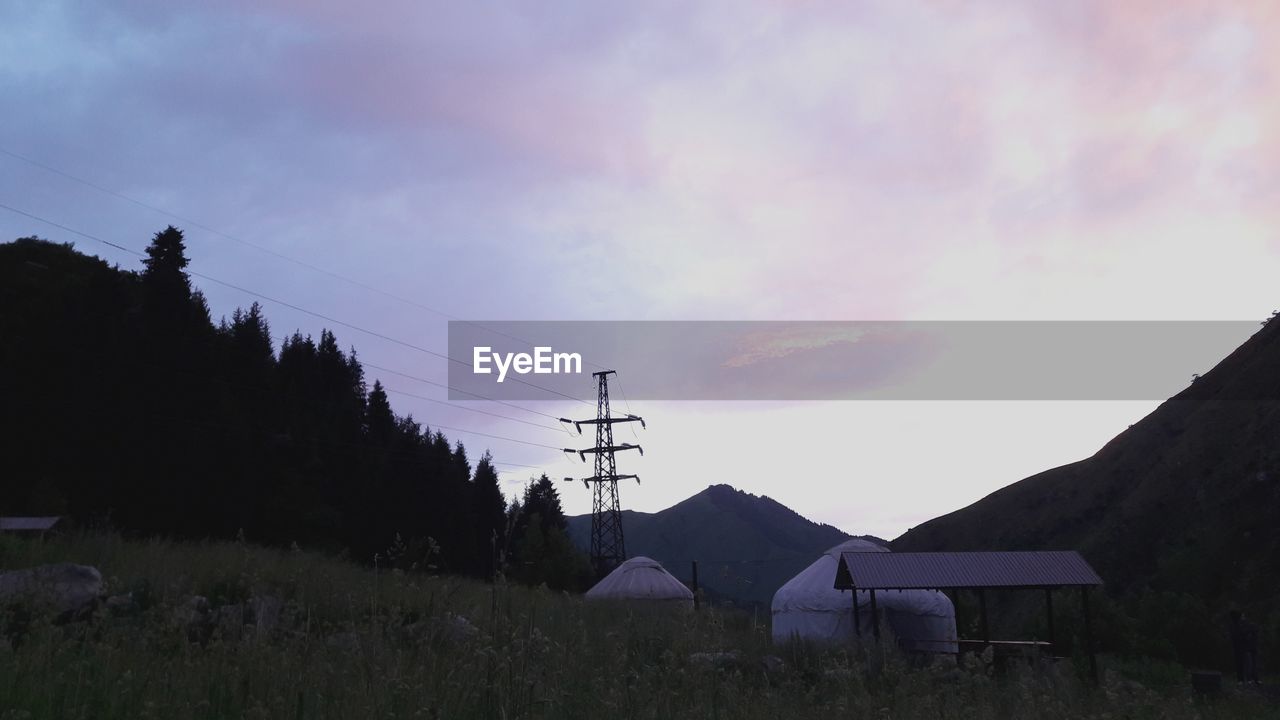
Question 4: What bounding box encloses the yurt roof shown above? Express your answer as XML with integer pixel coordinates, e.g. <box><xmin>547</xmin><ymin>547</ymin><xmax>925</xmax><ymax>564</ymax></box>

<box><xmin>772</xmin><ymin>539</ymin><xmax>886</xmax><ymax>613</ymax></box>
<box><xmin>772</xmin><ymin>538</ymin><xmax>951</xmax><ymax>617</ymax></box>
<box><xmin>585</xmin><ymin>556</ymin><xmax>694</xmax><ymax>602</ymax></box>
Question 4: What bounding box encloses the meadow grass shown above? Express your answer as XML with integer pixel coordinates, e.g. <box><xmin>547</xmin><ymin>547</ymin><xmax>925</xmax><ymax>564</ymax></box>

<box><xmin>0</xmin><ymin>533</ymin><xmax>1275</xmax><ymax>719</ymax></box>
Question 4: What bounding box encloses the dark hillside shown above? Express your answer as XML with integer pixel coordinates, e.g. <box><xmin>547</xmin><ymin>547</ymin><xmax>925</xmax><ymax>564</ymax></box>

<box><xmin>895</xmin><ymin>317</ymin><xmax>1280</xmax><ymax>664</ymax></box>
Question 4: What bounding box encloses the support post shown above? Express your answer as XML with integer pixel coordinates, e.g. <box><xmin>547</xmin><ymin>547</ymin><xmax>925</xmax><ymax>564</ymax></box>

<box><xmin>869</xmin><ymin>589</ymin><xmax>880</xmax><ymax>641</ymax></box>
<box><xmin>852</xmin><ymin>589</ymin><xmax>862</xmax><ymax>637</ymax></box>
<box><xmin>951</xmin><ymin>589</ymin><xmax>961</xmax><ymax>642</ymax></box>
<box><xmin>978</xmin><ymin>589</ymin><xmax>990</xmax><ymax>646</ymax></box>
<box><xmin>1045</xmin><ymin>587</ymin><xmax>1056</xmax><ymax>652</ymax></box>
<box><xmin>691</xmin><ymin>560</ymin><xmax>700</xmax><ymax>611</ymax></box>
<box><xmin>1081</xmin><ymin>586</ymin><xmax>1099</xmax><ymax>683</ymax></box>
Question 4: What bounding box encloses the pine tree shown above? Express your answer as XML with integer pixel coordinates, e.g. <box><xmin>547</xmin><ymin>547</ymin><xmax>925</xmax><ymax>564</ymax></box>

<box><xmin>366</xmin><ymin>380</ymin><xmax>395</xmax><ymax>443</ymax></box>
<box><xmin>228</xmin><ymin>302</ymin><xmax>274</xmax><ymax>367</ymax></box>
<box><xmin>452</xmin><ymin>441</ymin><xmax>472</xmax><ymax>483</ymax></box>
<box><xmin>523</xmin><ymin>474</ymin><xmax>568</xmax><ymax>532</ymax></box>
<box><xmin>508</xmin><ymin>474</ymin><xmax>589</xmax><ymax>590</ymax></box>
<box><xmin>471</xmin><ymin>452</ymin><xmax>507</xmax><ymax>579</ymax></box>
<box><xmin>3</xmin><ymin>229</ymin><xmax>556</xmax><ymax>580</ymax></box>
<box><xmin>142</xmin><ymin>225</ymin><xmax>191</xmax><ymax>297</ymax></box>
<box><xmin>135</xmin><ymin>225</ymin><xmax>209</xmax><ymax>535</ymax></box>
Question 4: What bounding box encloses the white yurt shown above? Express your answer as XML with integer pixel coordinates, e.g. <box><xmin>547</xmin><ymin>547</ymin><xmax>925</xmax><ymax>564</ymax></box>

<box><xmin>585</xmin><ymin>556</ymin><xmax>695</xmax><ymax>607</ymax></box>
<box><xmin>771</xmin><ymin>539</ymin><xmax>957</xmax><ymax>653</ymax></box>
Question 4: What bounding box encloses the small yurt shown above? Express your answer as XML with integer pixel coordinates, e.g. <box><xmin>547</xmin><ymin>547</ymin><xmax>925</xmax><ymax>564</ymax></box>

<box><xmin>585</xmin><ymin>556</ymin><xmax>694</xmax><ymax>607</ymax></box>
<box><xmin>771</xmin><ymin>539</ymin><xmax>957</xmax><ymax>653</ymax></box>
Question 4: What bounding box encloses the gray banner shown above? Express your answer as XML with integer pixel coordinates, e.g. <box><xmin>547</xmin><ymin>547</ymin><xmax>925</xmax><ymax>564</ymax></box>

<box><xmin>446</xmin><ymin>320</ymin><xmax>1265</xmax><ymax>401</ymax></box>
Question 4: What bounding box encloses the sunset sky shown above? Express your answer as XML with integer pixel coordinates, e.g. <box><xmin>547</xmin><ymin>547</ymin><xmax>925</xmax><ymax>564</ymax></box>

<box><xmin>3</xmin><ymin>1</ymin><xmax>1278</xmax><ymax>538</ymax></box>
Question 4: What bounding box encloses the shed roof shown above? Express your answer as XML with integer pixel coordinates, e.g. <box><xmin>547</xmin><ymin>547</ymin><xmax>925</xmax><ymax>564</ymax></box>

<box><xmin>835</xmin><ymin>551</ymin><xmax>1102</xmax><ymax>590</ymax></box>
<box><xmin>0</xmin><ymin>516</ymin><xmax>61</xmax><ymax>531</ymax></box>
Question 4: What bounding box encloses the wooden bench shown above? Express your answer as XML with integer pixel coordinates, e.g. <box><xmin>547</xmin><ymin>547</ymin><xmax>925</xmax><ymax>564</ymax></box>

<box><xmin>956</xmin><ymin>640</ymin><xmax>1054</xmax><ymax>670</ymax></box>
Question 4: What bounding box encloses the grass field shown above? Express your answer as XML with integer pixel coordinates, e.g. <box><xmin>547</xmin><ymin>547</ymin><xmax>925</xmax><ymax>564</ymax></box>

<box><xmin>0</xmin><ymin>534</ymin><xmax>1275</xmax><ymax>719</ymax></box>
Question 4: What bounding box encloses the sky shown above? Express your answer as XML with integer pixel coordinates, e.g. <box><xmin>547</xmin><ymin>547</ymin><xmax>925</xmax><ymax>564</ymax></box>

<box><xmin>2</xmin><ymin>1</ymin><xmax>1278</xmax><ymax>540</ymax></box>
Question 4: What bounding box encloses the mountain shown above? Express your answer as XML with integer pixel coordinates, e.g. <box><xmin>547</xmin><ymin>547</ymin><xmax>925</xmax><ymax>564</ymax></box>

<box><xmin>567</xmin><ymin>484</ymin><xmax>854</xmax><ymax>607</ymax></box>
<box><xmin>894</xmin><ymin>317</ymin><xmax>1280</xmax><ymax>662</ymax></box>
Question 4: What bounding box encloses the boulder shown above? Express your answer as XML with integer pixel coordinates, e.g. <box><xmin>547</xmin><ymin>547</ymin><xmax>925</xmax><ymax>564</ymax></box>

<box><xmin>214</xmin><ymin>603</ymin><xmax>247</xmax><ymax>641</ymax></box>
<box><xmin>760</xmin><ymin>655</ymin><xmax>787</xmax><ymax>675</ymax></box>
<box><xmin>172</xmin><ymin>595</ymin><xmax>212</xmax><ymax>643</ymax></box>
<box><xmin>172</xmin><ymin>595</ymin><xmax>210</xmax><ymax>624</ymax></box>
<box><xmin>398</xmin><ymin>614</ymin><xmax>479</xmax><ymax>647</ymax></box>
<box><xmin>688</xmin><ymin>650</ymin><xmax>744</xmax><ymax>671</ymax></box>
<box><xmin>249</xmin><ymin>595</ymin><xmax>283</xmax><ymax>637</ymax></box>
<box><xmin>0</xmin><ymin>563</ymin><xmax>102</xmax><ymax>617</ymax></box>
<box><xmin>104</xmin><ymin>593</ymin><xmax>137</xmax><ymax>616</ymax></box>
<box><xmin>437</xmin><ymin>613</ymin><xmax>478</xmax><ymax>643</ymax></box>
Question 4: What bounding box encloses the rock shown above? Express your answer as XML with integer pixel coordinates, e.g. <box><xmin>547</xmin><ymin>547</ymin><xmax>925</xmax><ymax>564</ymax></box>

<box><xmin>104</xmin><ymin>593</ymin><xmax>137</xmax><ymax>615</ymax></box>
<box><xmin>397</xmin><ymin>621</ymin><xmax>427</xmax><ymax>645</ymax></box>
<box><xmin>173</xmin><ymin>595</ymin><xmax>210</xmax><ymax>624</ymax></box>
<box><xmin>214</xmin><ymin>603</ymin><xmax>248</xmax><ymax>641</ymax></box>
<box><xmin>760</xmin><ymin>655</ymin><xmax>786</xmax><ymax>675</ymax></box>
<box><xmin>822</xmin><ymin>666</ymin><xmax>855</xmax><ymax>682</ymax></box>
<box><xmin>172</xmin><ymin>596</ymin><xmax>212</xmax><ymax>643</ymax></box>
<box><xmin>0</xmin><ymin>563</ymin><xmax>102</xmax><ymax>618</ymax></box>
<box><xmin>432</xmin><ymin>613</ymin><xmax>477</xmax><ymax>643</ymax></box>
<box><xmin>171</xmin><ymin>596</ymin><xmax>284</xmax><ymax>644</ymax></box>
<box><xmin>689</xmin><ymin>650</ymin><xmax>743</xmax><ymax>671</ymax></box>
<box><xmin>249</xmin><ymin>595</ymin><xmax>283</xmax><ymax>636</ymax></box>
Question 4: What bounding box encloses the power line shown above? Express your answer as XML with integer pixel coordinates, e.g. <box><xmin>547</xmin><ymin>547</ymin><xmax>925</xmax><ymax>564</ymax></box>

<box><xmin>4</xmin><ymin>150</ymin><xmax>648</xmax><ymax>437</ymax></box>
<box><xmin>0</xmin><ymin>204</ymin><xmax>575</xmax><ymax>456</ymax></box>
<box><xmin>0</xmin><ymin>147</ymin><xmax>618</xmax><ymax>373</ymax></box>
<box><xmin>203</xmin><ymin>346</ymin><xmax>571</xmax><ymax>431</ymax></box>
<box><xmin>185</xmin><ymin>270</ymin><xmax>589</xmax><ymax>405</ymax></box>
<box><xmin>361</xmin><ymin>361</ymin><xmax>568</xmax><ymax>425</ymax></box>
<box><xmin>0</xmin><ymin>147</ymin><xmax>462</xmax><ymax>319</ymax></box>
<box><xmin>611</xmin><ymin>374</ymin><xmax>639</xmax><ymax>436</ymax></box>
<box><xmin>0</xmin><ymin>201</ymin><xmax>591</xmax><ymax>405</ymax></box>
<box><xmin>2</xmin><ymin>148</ymin><xmax>652</xmax><ymax>398</ymax></box>
<box><xmin>424</xmin><ymin>422</ymin><xmax>564</xmax><ymax>451</ymax></box>
<box><xmin>381</xmin><ymin>385</ymin><xmax>561</xmax><ymax>433</ymax></box>
<box><xmin>248</xmin><ymin>325</ymin><xmax>565</xmax><ymax>430</ymax></box>
<box><xmin>62</xmin><ymin>363</ymin><xmax>568</xmax><ymax>476</ymax></box>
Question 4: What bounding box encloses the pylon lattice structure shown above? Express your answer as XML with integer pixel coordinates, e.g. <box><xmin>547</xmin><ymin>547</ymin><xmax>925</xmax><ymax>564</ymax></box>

<box><xmin>560</xmin><ymin>370</ymin><xmax>645</xmax><ymax>578</ymax></box>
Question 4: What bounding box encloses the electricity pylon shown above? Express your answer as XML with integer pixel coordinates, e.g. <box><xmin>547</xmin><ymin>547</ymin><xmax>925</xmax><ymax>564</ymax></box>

<box><xmin>560</xmin><ymin>370</ymin><xmax>644</xmax><ymax>577</ymax></box>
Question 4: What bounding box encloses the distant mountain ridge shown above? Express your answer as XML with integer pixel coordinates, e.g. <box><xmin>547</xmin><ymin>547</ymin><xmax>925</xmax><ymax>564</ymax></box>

<box><xmin>567</xmin><ymin>484</ymin><xmax>851</xmax><ymax>607</ymax></box>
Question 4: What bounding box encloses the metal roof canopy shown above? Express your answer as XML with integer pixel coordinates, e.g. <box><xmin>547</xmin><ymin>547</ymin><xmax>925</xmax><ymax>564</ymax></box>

<box><xmin>0</xmin><ymin>516</ymin><xmax>61</xmax><ymax>532</ymax></box>
<box><xmin>835</xmin><ymin>550</ymin><xmax>1102</xmax><ymax>591</ymax></box>
<box><xmin>834</xmin><ymin>550</ymin><xmax>1103</xmax><ymax>682</ymax></box>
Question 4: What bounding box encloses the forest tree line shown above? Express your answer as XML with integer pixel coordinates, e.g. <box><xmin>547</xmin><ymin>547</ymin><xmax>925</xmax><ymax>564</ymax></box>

<box><xmin>0</xmin><ymin>228</ymin><xmax>590</xmax><ymax>589</ymax></box>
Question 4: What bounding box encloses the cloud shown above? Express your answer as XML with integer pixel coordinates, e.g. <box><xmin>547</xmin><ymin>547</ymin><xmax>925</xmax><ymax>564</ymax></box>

<box><xmin>5</xmin><ymin>0</ymin><xmax>1280</xmax><ymax>534</ymax></box>
<box><xmin>7</xmin><ymin>0</ymin><xmax>1278</xmax><ymax>326</ymax></box>
<box><xmin>723</xmin><ymin>326</ymin><xmax>869</xmax><ymax>368</ymax></box>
